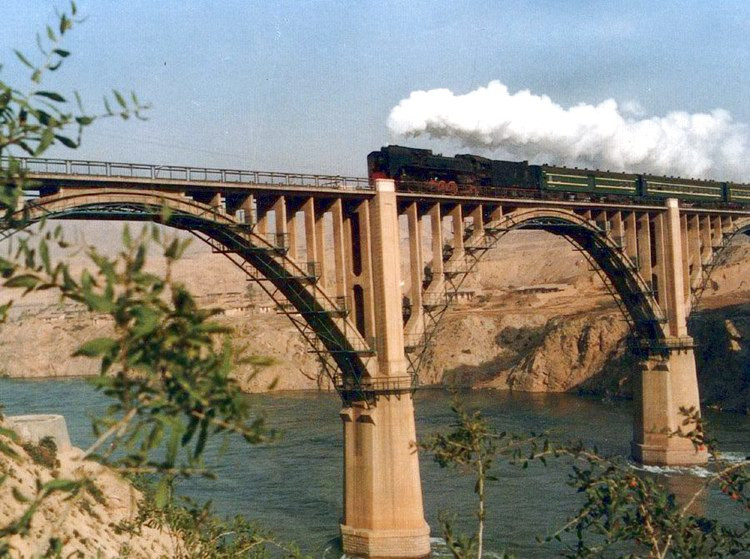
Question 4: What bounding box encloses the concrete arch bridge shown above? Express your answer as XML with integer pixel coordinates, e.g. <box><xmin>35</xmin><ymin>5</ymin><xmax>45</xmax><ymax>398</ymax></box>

<box><xmin>6</xmin><ymin>156</ymin><xmax>750</xmax><ymax>558</ymax></box>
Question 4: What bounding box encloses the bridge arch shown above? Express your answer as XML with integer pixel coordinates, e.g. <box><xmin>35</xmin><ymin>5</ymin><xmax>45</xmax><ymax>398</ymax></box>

<box><xmin>7</xmin><ymin>189</ymin><xmax>374</xmax><ymax>384</ymax></box>
<box><xmin>418</xmin><ymin>206</ymin><xmax>666</xmax><ymax>356</ymax></box>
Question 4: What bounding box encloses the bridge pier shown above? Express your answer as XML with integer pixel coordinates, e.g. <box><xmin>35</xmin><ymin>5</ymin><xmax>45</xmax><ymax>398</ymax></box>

<box><xmin>632</xmin><ymin>199</ymin><xmax>707</xmax><ymax>466</ymax></box>
<box><xmin>340</xmin><ymin>178</ymin><xmax>430</xmax><ymax>558</ymax></box>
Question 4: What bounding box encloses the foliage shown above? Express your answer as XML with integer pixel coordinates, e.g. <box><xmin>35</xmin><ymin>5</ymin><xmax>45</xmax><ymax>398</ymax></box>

<box><xmin>119</xmin><ymin>481</ymin><xmax>310</xmax><ymax>559</ymax></box>
<box><xmin>0</xmin><ymin>3</ymin><xmax>285</xmax><ymax>557</ymax></box>
<box><xmin>419</xmin><ymin>395</ymin><xmax>546</xmax><ymax>559</ymax></box>
<box><xmin>22</xmin><ymin>437</ymin><xmax>59</xmax><ymax>470</ymax></box>
<box><xmin>0</xmin><ymin>1</ymin><xmax>147</xmax><ymax>232</ymax></box>
<box><xmin>422</xmin><ymin>397</ymin><xmax>750</xmax><ymax>558</ymax></box>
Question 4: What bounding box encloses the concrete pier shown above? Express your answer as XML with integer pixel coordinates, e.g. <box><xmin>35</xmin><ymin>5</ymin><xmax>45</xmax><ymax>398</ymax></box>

<box><xmin>631</xmin><ymin>199</ymin><xmax>708</xmax><ymax>466</ymax></box>
<box><xmin>340</xmin><ymin>178</ymin><xmax>431</xmax><ymax>558</ymax></box>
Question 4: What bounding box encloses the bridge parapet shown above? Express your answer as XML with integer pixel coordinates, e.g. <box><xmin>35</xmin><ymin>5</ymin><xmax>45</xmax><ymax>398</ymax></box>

<box><xmin>6</xmin><ymin>155</ymin><xmax>372</xmax><ymax>192</ymax></box>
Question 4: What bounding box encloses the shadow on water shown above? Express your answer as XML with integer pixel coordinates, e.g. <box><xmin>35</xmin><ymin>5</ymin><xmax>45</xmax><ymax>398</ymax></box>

<box><xmin>1</xmin><ymin>379</ymin><xmax>749</xmax><ymax>557</ymax></box>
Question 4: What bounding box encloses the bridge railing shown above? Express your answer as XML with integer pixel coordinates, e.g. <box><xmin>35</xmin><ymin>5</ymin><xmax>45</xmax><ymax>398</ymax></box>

<box><xmin>2</xmin><ymin>156</ymin><xmax>372</xmax><ymax>191</ymax></box>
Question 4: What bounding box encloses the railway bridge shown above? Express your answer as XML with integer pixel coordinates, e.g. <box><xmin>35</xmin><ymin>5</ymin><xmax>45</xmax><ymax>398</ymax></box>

<box><xmin>5</xmin><ymin>156</ymin><xmax>750</xmax><ymax>558</ymax></box>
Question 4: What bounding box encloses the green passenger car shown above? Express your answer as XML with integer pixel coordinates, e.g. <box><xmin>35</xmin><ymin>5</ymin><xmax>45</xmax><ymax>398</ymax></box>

<box><xmin>541</xmin><ymin>167</ymin><xmax>592</xmax><ymax>193</ymax></box>
<box><xmin>641</xmin><ymin>176</ymin><xmax>724</xmax><ymax>202</ymax></box>
<box><xmin>727</xmin><ymin>182</ymin><xmax>750</xmax><ymax>204</ymax></box>
<box><xmin>541</xmin><ymin>166</ymin><xmax>639</xmax><ymax>197</ymax></box>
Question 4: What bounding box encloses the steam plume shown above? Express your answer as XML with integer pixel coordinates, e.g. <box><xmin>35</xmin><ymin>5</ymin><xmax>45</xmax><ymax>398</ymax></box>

<box><xmin>387</xmin><ymin>80</ymin><xmax>749</xmax><ymax>181</ymax></box>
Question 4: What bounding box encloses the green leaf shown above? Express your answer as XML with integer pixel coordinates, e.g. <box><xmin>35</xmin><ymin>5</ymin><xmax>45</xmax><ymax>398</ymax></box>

<box><xmin>53</xmin><ymin>49</ymin><xmax>70</xmax><ymax>58</ymax></box>
<box><xmin>73</xmin><ymin>337</ymin><xmax>117</xmax><ymax>358</ymax></box>
<box><xmin>154</xmin><ymin>477</ymin><xmax>170</xmax><ymax>509</ymax></box>
<box><xmin>11</xmin><ymin>487</ymin><xmax>29</xmax><ymax>503</ymax></box>
<box><xmin>42</xmin><ymin>479</ymin><xmax>82</xmax><ymax>494</ymax></box>
<box><xmin>14</xmin><ymin>50</ymin><xmax>34</xmax><ymax>69</ymax></box>
<box><xmin>4</xmin><ymin>274</ymin><xmax>40</xmax><ymax>290</ymax></box>
<box><xmin>39</xmin><ymin>239</ymin><xmax>50</xmax><ymax>273</ymax></box>
<box><xmin>35</xmin><ymin>128</ymin><xmax>55</xmax><ymax>156</ymax></box>
<box><xmin>0</xmin><ymin>426</ymin><xmax>20</xmax><ymax>443</ymax></box>
<box><xmin>34</xmin><ymin>91</ymin><xmax>66</xmax><ymax>102</ymax></box>
<box><xmin>59</xmin><ymin>14</ymin><xmax>70</xmax><ymax>36</ymax></box>
<box><xmin>113</xmin><ymin>90</ymin><xmax>127</xmax><ymax>109</ymax></box>
<box><xmin>0</xmin><ymin>440</ymin><xmax>19</xmax><ymax>459</ymax></box>
<box><xmin>54</xmin><ymin>134</ymin><xmax>78</xmax><ymax>149</ymax></box>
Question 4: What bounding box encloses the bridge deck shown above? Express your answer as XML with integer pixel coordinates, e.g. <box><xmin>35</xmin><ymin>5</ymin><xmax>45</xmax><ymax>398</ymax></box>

<box><xmin>6</xmin><ymin>156</ymin><xmax>750</xmax><ymax>216</ymax></box>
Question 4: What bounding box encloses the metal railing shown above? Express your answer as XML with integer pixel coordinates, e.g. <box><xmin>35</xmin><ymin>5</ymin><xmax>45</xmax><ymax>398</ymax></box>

<box><xmin>2</xmin><ymin>156</ymin><xmax>372</xmax><ymax>191</ymax></box>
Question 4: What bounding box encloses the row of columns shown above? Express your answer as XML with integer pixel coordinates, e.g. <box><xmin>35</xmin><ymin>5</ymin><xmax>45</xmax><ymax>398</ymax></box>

<box><xmin>211</xmin><ymin>186</ymin><xmax>733</xmax><ymax>556</ymax></box>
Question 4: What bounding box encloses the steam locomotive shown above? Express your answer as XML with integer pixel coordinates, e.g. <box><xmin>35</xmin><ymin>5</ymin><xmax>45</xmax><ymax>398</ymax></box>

<box><xmin>367</xmin><ymin>145</ymin><xmax>750</xmax><ymax>205</ymax></box>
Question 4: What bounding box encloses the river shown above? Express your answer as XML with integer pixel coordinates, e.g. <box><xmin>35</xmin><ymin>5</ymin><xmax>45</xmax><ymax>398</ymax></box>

<box><xmin>1</xmin><ymin>378</ymin><xmax>749</xmax><ymax>557</ymax></box>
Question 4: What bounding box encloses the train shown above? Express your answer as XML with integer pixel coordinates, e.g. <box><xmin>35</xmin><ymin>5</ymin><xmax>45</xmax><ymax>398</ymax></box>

<box><xmin>367</xmin><ymin>145</ymin><xmax>750</xmax><ymax>206</ymax></box>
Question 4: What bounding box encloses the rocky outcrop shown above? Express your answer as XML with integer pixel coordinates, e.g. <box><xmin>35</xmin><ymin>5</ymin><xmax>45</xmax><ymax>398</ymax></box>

<box><xmin>691</xmin><ymin>305</ymin><xmax>750</xmax><ymax>412</ymax></box>
<box><xmin>420</xmin><ymin>307</ymin><xmax>635</xmax><ymax>393</ymax></box>
<box><xmin>0</xmin><ymin>422</ymin><xmax>176</xmax><ymax>558</ymax></box>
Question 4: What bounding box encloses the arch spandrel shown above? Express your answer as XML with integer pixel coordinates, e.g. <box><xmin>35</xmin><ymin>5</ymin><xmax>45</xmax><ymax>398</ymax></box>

<box><xmin>409</xmin><ymin>206</ymin><xmax>667</xmax><ymax>374</ymax></box>
<box><xmin>689</xmin><ymin>215</ymin><xmax>750</xmax><ymax>314</ymax></box>
<box><xmin>6</xmin><ymin>189</ymin><xmax>375</xmax><ymax>384</ymax></box>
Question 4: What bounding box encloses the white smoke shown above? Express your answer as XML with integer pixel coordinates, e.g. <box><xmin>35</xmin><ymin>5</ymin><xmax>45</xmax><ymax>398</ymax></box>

<box><xmin>387</xmin><ymin>80</ymin><xmax>750</xmax><ymax>181</ymax></box>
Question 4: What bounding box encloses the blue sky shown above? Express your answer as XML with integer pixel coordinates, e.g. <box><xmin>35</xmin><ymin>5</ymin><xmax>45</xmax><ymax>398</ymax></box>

<box><xmin>5</xmin><ymin>1</ymin><xmax>750</xmax><ymax>176</ymax></box>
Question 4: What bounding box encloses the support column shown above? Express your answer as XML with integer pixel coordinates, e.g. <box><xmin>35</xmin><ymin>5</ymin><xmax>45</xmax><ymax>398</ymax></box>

<box><xmin>663</xmin><ymin>201</ymin><xmax>687</xmax><ymax>337</ymax></box>
<box><xmin>287</xmin><ymin>207</ymin><xmax>298</xmax><ymax>261</ymax></box>
<box><xmin>315</xmin><ymin>202</ymin><xmax>328</xmax><ymax>288</ymax></box>
<box><xmin>340</xmin><ymin>178</ymin><xmax>430</xmax><ymax>558</ymax></box>
<box><xmin>489</xmin><ymin>205</ymin><xmax>503</xmax><ymax>224</ymax></box>
<box><xmin>302</xmin><ymin>197</ymin><xmax>317</xmax><ymax>274</ymax></box>
<box><xmin>331</xmin><ymin>199</ymin><xmax>348</xmax><ymax>302</ymax></box>
<box><xmin>469</xmin><ymin>205</ymin><xmax>484</xmax><ymax>242</ymax></box>
<box><xmin>209</xmin><ymin>192</ymin><xmax>223</xmax><ymax>213</ymax></box>
<box><xmin>272</xmin><ymin>196</ymin><xmax>287</xmax><ymax>251</ymax></box>
<box><xmin>680</xmin><ymin>215</ymin><xmax>690</xmax><ymax>303</ymax></box>
<box><xmin>653</xmin><ymin>214</ymin><xmax>668</xmax><ymax>308</ymax></box>
<box><xmin>357</xmin><ymin>201</ymin><xmax>377</xmax><ymax>341</ymax></box>
<box><xmin>610</xmin><ymin>211</ymin><xmax>624</xmax><ymax>247</ymax></box>
<box><xmin>632</xmin><ymin>199</ymin><xmax>707</xmax><ymax>466</ymax></box>
<box><xmin>687</xmin><ymin>215</ymin><xmax>702</xmax><ymax>290</ymax></box>
<box><xmin>449</xmin><ymin>205</ymin><xmax>464</xmax><ymax>255</ymax></box>
<box><xmin>699</xmin><ymin>215</ymin><xmax>713</xmax><ymax>265</ymax></box>
<box><xmin>710</xmin><ymin>215</ymin><xmax>723</xmax><ymax>250</ymax></box>
<box><xmin>240</xmin><ymin>194</ymin><xmax>254</xmax><ymax>226</ymax></box>
<box><xmin>256</xmin><ymin>198</ymin><xmax>269</xmax><ymax>239</ymax></box>
<box><xmin>624</xmin><ymin>212</ymin><xmax>638</xmax><ymax>264</ymax></box>
<box><xmin>405</xmin><ymin>202</ymin><xmax>424</xmax><ymax>334</ymax></box>
<box><xmin>636</xmin><ymin>214</ymin><xmax>652</xmax><ymax>286</ymax></box>
<box><xmin>429</xmin><ymin>203</ymin><xmax>443</xmax><ymax>280</ymax></box>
